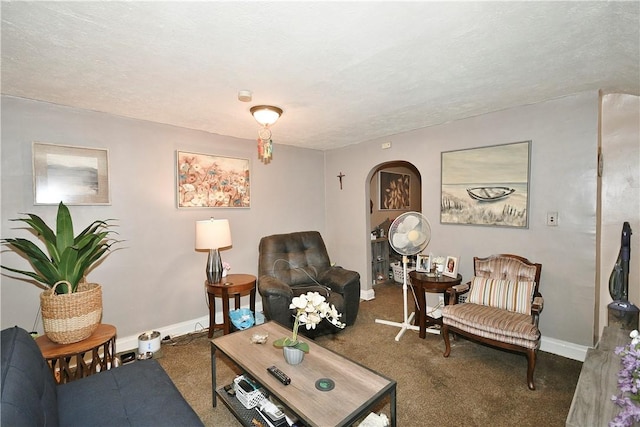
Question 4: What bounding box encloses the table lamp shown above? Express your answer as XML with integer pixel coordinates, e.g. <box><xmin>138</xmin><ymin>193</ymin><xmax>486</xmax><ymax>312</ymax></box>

<box><xmin>195</xmin><ymin>218</ymin><xmax>232</xmax><ymax>284</ymax></box>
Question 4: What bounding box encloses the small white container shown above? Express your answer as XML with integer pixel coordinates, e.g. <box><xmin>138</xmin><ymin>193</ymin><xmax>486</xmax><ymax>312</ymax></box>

<box><xmin>138</xmin><ymin>331</ymin><xmax>161</xmax><ymax>354</ymax></box>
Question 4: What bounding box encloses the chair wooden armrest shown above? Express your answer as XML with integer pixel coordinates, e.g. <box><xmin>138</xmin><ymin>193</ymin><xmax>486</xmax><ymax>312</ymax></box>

<box><xmin>532</xmin><ymin>295</ymin><xmax>544</xmax><ymax>325</ymax></box>
<box><xmin>532</xmin><ymin>296</ymin><xmax>544</xmax><ymax>313</ymax></box>
<box><xmin>453</xmin><ymin>282</ymin><xmax>470</xmax><ymax>293</ymax></box>
<box><xmin>446</xmin><ymin>282</ymin><xmax>470</xmax><ymax>305</ymax></box>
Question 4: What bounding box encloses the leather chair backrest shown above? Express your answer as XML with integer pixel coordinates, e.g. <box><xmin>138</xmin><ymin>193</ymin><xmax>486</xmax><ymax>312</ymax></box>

<box><xmin>258</xmin><ymin>231</ymin><xmax>331</xmax><ymax>286</ymax></box>
<box><xmin>474</xmin><ymin>254</ymin><xmax>542</xmax><ymax>295</ymax></box>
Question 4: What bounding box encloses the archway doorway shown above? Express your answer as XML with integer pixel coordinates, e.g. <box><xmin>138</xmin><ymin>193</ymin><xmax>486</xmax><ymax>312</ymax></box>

<box><xmin>367</xmin><ymin>161</ymin><xmax>422</xmax><ymax>288</ymax></box>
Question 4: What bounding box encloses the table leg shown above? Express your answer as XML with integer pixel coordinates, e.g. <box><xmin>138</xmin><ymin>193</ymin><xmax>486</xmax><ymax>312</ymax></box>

<box><xmin>208</xmin><ymin>290</ymin><xmax>216</xmax><ymax>338</ymax></box>
<box><xmin>417</xmin><ymin>285</ymin><xmax>427</xmax><ymax>339</ymax></box>
<box><xmin>90</xmin><ymin>347</ymin><xmax>101</xmax><ymax>373</ymax></box>
<box><xmin>75</xmin><ymin>352</ymin><xmax>89</xmax><ymax>380</ymax></box>
<box><xmin>109</xmin><ymin>336</ymin><xmax>116</xmax><ymax>368</ymax></box>
<box><xmin>48</xmin><ymin>359</ymin><xmax>58</xmax><ymax>383</ymax></box>
<box><xmin>210</xmin><ymin>342</ymin><xmax>217</xmax><ymax>407</ymax></box>
<box><xmin>222</xmin><ymin>288</ymin><xmax>231</xmax><ymax>335</ymax></box>
<box><xmin>390</xmin><ymin>385</ymin><xmax>397</xmax><ymax>427</ymax></box>
<box><xmin>234</xmin><ymin>294</ymin><xmax>241</xmax><ymax>309</ymax></box>
<box><xmin>60</xmin><ymin>356</ymin><xmax>72</xmax><ymax>383</ymax></box>
<box><xmin>249</xmin><ymin>289</ymin><xmax>256</xmax><ymax>316</ymax></box>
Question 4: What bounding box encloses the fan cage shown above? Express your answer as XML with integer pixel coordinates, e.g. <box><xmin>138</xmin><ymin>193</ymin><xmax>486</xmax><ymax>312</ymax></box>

<box><xmin>388</xmin><ymin>212</ymin><xmax>431</xmax><ymax>256</ymax></box>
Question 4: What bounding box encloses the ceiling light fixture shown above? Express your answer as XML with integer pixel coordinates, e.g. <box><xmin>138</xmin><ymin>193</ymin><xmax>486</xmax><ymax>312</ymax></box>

<box><xmin>250</xmin><ymin>105</ymin><xmax>283</xmax><ymax>164</ymax></box>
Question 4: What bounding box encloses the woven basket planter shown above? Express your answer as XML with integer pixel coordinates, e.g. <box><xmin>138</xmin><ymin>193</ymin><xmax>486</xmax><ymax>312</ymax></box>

<box><xmin>40</xmin><ymin>282</ymin><xmax>102</xmax><ymax>344</ymax></box>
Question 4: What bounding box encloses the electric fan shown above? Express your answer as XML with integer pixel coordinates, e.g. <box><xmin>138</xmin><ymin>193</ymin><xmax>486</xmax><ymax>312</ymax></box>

<box><xmin>375</xmin><ymin>211</ymin><xmax>431</xmax><ymax>341</ymax></box>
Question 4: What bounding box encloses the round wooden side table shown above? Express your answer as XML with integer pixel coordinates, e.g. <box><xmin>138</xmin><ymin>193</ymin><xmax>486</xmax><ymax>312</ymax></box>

<box><xmin>205</xmin><ymin>273</ymin><xmax>257</xmax><ymax>337</ymax></box>
<box><xmin>36</xmin><ymin>323</ymin><xmax>116</xmax><ymax>384</ymax></box>
<box><xmin>408</xmin><ymin>271</ymin><xmax>462</xmax><ymax>338</ymax></box>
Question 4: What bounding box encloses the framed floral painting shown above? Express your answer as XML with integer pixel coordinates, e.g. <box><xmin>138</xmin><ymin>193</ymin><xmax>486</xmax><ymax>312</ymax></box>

<box><xmin>177</xmin><ymin>151</ymin><xmax>250</xmax><ymax>208</ymax></box>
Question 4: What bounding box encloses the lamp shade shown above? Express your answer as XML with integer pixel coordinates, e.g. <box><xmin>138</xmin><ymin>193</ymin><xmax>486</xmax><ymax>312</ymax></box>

<box><xmin>195</xmin><ymin>219</ymin><xmax>232</xmax><ymax>249</ymax></box>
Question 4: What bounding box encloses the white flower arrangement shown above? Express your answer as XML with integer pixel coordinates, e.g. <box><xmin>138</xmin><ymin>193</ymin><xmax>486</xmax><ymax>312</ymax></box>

<box><xmin>432</xmin><ymin>256</ymin><xmax>445</xmax><ymax>265</ymax></box>
<box><xmin>273</xmin><ymin>291</ymin><xmax>345</xmax><ymax>353</ymax></box>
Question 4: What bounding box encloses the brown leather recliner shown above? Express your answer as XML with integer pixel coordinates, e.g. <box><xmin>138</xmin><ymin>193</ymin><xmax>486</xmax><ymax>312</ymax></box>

<box><xmin>258</xmin><ymin>231</ymin><xmax>360</xmax><ymax>337</ymax></box>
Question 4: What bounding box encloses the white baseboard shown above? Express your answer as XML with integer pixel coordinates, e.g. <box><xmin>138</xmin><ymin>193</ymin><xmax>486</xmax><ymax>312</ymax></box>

<box><xmin>116</xmin><ymin>315</ymin><xmax>211</xmax><ymax>352</ymax></box>
<box><xmin>360</xmin><ymin>288</ymin><xmax>375</xmax><ymax>301</ymax></box>
<box><xmin>540</xmin><ymin>335</ymin><xmax>589</xmax><ymax>361</ymax></box>
<box><xmin>116</xmin><ymin>301</ymin><xmax>264</xmax><ymax>353</ymax></box>
<box><xmin>116</xmin><ymin>299</ymin><xmax>590</xmax><ymax>363</ymax></box>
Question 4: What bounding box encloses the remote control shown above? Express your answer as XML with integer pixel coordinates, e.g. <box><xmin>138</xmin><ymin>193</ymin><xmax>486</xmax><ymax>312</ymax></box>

<box><xmin>267</xmin><ymin>365</ymin><xmax>291</xmax><ymax>385</ymax></box>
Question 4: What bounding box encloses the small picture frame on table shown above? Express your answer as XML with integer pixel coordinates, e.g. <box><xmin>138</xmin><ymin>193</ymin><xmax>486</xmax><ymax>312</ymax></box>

<box><xmin>416</xmin><ymin>254</ymin><xmax>431</xmax><ymax>273</ymax></box>
<box><xmin>443</xmin><ymin>256</ymin><xmax>459</xmax><ymax>278</ymax></box>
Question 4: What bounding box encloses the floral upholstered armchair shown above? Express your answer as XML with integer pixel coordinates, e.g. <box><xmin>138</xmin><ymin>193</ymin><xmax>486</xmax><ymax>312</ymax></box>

<box><xmin>441</xmin><ymin>254</ymin><xmax>543</xmax><ymax>390</ymax></box>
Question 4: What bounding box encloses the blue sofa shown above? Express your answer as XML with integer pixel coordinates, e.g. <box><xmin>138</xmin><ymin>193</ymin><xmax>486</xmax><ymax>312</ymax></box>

<box><xmin>1</xmin><ymin>326</ymin><xmax>203</xmax><ymax>427</ymax></box>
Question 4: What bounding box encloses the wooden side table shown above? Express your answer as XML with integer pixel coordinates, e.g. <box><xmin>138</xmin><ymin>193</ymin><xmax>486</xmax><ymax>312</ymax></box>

<box><xmin>408</xmin><ymin>271</ymin><xmax>462</xmax><ymax>339</ymax></box>
<box><xmin>36</xmin><ymin>323</ymin><xmax>116</xmax><ymax>384</ymax></box>
<box><xmin>205</xmin><ymin>273</ymin><xmax>257</xmax><ymax>337</ymax></box>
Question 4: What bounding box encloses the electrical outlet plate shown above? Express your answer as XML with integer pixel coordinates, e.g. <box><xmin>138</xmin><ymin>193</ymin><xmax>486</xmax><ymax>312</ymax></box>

<box><xmin>546</xmin><ymin>212</ymin><xmax>558</xmax><ymax>226</ymax></box>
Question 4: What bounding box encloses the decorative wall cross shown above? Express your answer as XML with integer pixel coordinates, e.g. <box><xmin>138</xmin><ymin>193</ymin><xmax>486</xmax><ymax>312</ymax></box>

<box><xmin>337</xmin><ymin>172</ymin><xmax>345</xmax><ymax>190</ymax></box>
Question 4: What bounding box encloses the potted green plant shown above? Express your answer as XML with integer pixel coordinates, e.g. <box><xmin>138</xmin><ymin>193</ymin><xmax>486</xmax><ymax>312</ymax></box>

<box><xmin>1</xmin><ymin>202</ymin><xmax>118</xmax><ymax>343</ymax></box>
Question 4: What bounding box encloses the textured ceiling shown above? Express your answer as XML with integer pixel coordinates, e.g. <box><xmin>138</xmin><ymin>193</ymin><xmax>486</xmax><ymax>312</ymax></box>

<box><xmin>2</xmin><ymin>2</ymin><xmax>639</xmax><ymax>151</ymax></box>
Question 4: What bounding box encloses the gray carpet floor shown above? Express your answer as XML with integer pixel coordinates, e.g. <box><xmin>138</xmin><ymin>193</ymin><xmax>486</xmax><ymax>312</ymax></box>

<box><xmin>157</xmin><ymin>282</ymin><xmax>582</xmax><ymax>426</ymax></box>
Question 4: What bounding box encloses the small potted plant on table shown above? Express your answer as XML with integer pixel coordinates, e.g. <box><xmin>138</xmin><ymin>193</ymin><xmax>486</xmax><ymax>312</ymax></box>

<box><xmin>273</xmin><ymin>291</ymin><xmax>345</xmax><ymax>364</ymax></box>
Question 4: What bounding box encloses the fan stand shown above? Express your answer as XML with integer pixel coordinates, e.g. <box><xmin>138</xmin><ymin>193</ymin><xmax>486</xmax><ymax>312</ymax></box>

<box><xmin>375</xmin><ymin>255</ymin><xmax>421</xmax><ymax>341</ymax></box>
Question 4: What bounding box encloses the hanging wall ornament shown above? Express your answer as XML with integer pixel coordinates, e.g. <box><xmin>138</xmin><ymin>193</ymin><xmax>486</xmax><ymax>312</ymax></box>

<box><xmin>258</xmin><ymin>127</ymin><xmax>273</xmax><ymax>164</ymax></box>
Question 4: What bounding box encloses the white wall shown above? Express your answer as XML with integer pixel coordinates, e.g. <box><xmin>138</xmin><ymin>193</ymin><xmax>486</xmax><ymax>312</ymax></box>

<box><xmin>1</xmin><ymin>95</ymin><xmax>326</xmax><ymax>339</ymax></box>
<box><xmin>597</xmin><ymin>94</ymin><xmax>640</xmax><ymax>336</ymax></box>
<box><xmin>3</xmin><ymin>92</ymin><xmax>634</xmax><ymax>352</ymax></box>
<box><xmin>325</xmin><ymin>91</ymin><xmax>601</xmax><ymax>347</ymax></box>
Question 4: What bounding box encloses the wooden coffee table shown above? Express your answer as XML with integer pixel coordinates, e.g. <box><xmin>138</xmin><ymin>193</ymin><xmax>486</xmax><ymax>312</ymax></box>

<box><xmin>211</xmin><ymin>321</ymin><xmax>397</xmax><ymax>427</ymax></box>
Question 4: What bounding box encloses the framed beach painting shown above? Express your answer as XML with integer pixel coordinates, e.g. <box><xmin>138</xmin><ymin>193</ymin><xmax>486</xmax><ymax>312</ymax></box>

<box><xmin>177</xmin><ymin>151</ymin><xmax>250</xmax><ymax>208</ymax></box>
<box><xmin>33</xmin><ymin>142</ymin><xmax>110</xmax><ymax>205</ymax></box>
<box><xmin>441</xmin><ymin>140</ymin><xmax>531</xmax><ymax>228</ymax></box>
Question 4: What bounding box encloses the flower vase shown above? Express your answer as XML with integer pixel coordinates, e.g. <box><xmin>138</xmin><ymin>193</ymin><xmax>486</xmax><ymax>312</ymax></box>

<box><xmin>283</xmin><ymin>346</ymin><xmax>305</xmax><ymax>365</ymax></box>
<box><xmin>222</xmin><ymin>269</ymin><xmax>228</xmax><ymax>278</ymax></box>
